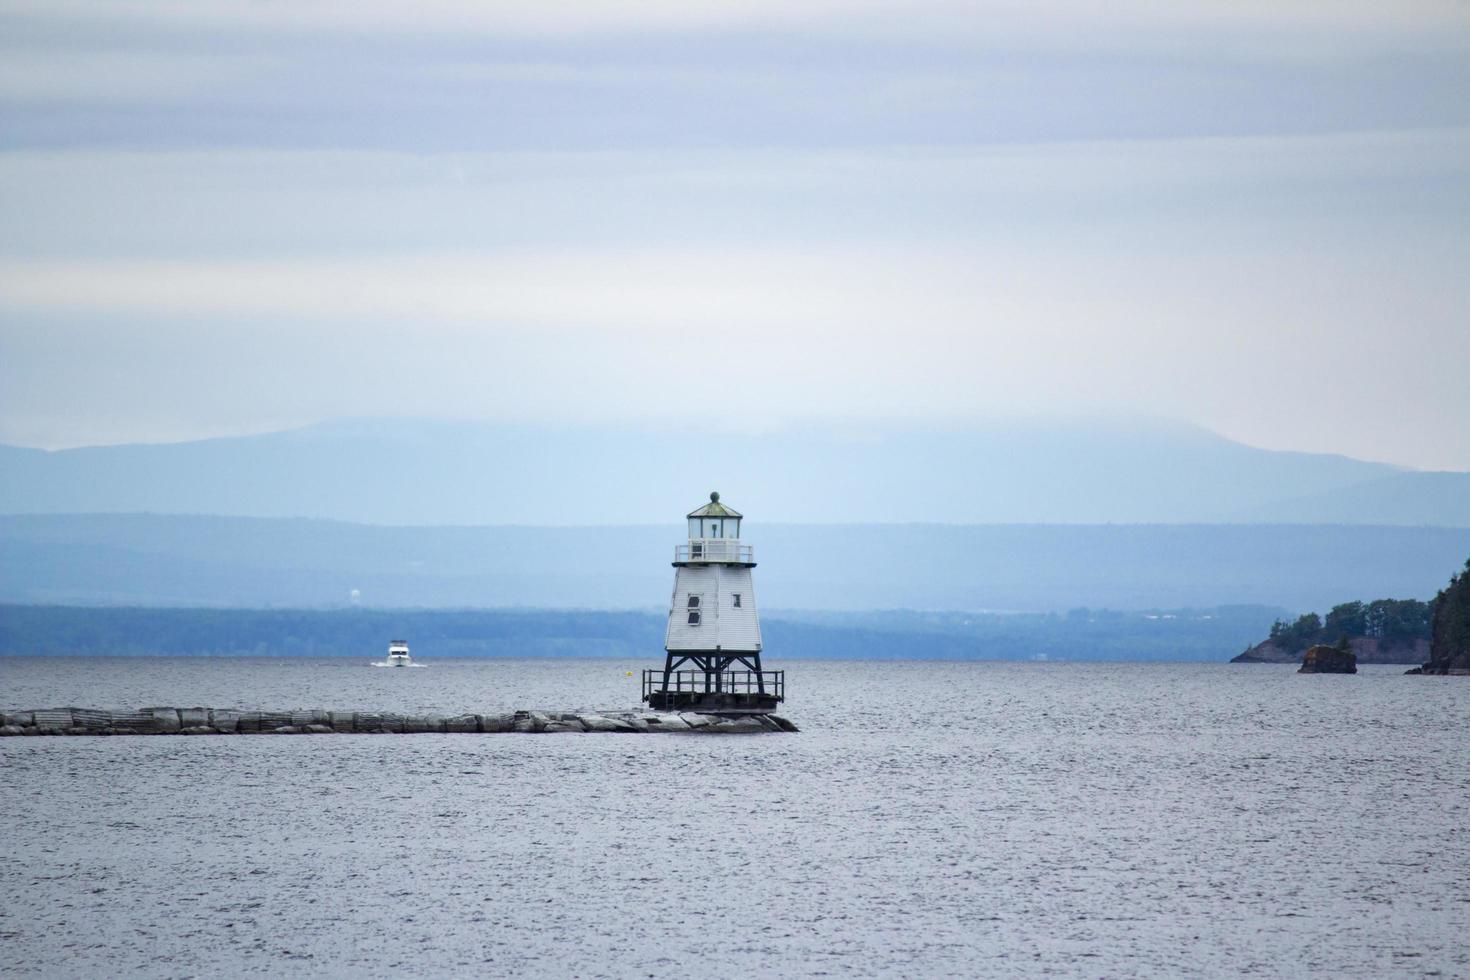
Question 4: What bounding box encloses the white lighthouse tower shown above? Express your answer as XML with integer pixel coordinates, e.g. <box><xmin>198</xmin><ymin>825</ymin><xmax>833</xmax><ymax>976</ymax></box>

<box><xmin>643</xmin><ymin>492</ymin><xmax>783</xmax><ymax>712</ymax></box>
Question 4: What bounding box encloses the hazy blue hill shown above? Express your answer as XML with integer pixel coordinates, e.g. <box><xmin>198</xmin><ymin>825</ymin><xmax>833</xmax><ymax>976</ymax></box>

<box><xmin>3</xmin><ymin>417</ymin><xmax>1456</xmax><ymax>526</ymax></box>
<box><xmin>3</xmin><ymin>513</ymin><xmax>1467</xmax><ymax>614</ymax></box>
<box><xmin>1232</xmin><ymin>471</ymin><xmax>1470</xmax><ymax>526</ymax></box>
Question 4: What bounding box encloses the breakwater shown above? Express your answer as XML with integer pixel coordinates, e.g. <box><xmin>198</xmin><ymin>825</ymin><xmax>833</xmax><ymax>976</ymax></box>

<box><xmin>0</xmin><ymin>707</ymin><xmax>798</xmax><ymax>735</ymax></box>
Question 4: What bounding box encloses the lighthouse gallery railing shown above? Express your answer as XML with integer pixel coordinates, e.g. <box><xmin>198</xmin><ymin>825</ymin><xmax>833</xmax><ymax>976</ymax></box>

<box><xmin>674</xmin><ymin>541</ymin><xmax>754</xmax><ymax>563</ymax></box>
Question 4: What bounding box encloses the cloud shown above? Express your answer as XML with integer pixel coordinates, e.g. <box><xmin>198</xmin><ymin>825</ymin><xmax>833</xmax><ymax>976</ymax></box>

<box><xmin>3</xmin><ymin>237</ymin><xmax>1463</xmax><ymax>396</ymax></box>
<box><xmin>4</xmin><ymin>222</ymin><xmax>1467</xmax><ymax>466</ymax></box>
<box><xmin>8</xmin><ymin>1</ymin><xmax>1469</xmax><ymax>41</ymax></box>
<box><xmin>5</xmin><ymin>124</ymin><xmax>1465</xmax><ymax>465</ymax></box>
<box><xmin>1</xmin><ymin>4</ymin><xmax>1467</xmax><ymax>467</ymax></box>
<box><xmin>4</xmin><ymin>128</ymin><xmax>1466</xmax><ymax>259</ymax></box>
<box><xmin>4</xmin><ymin>1</ymin><xmax>1465</xmax><ymax>155</ymax></box>
<box><xmin>0</xmin><ymin>49</ymin><xmax>277</xmax><ymax>103</ymax></box>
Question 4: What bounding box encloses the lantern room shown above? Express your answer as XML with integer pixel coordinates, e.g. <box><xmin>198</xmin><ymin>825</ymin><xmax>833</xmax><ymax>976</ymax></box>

<box><xmin>686</xmin><ymin>491</ymin><xmax>742</xmax><ymax>540</ymax></box>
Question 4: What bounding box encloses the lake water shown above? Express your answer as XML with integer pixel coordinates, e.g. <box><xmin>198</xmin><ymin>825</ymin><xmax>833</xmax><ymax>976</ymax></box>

<box><xmin>2</xmin><ymin>657</ymin><xmax>1467</xmax><ymax>977</ymax></box>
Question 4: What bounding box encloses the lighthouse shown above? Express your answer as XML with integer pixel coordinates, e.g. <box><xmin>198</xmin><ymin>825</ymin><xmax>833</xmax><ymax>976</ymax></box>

<box><xmin>643</xmin><ymin>492</ymin><xmax>784</xmax><ymax>713</ymax></box>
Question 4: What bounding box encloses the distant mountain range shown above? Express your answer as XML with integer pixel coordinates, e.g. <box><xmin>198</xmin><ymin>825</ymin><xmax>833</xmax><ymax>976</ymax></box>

<box><xmin>3</xmin><ymin>514</ymin><xmax>1467</xmax><ymax>613</ymax></box>
<box><xmin>2</xmin><ymin>418</ymin><xmax>1467</xmax><ymax>526</ymax></box>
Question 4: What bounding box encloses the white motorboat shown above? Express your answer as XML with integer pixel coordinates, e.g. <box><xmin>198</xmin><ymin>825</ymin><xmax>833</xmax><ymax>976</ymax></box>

<box><xmin>385</xmin><ymin>640</ymin><xmax>412</xmax><ymax>667</ymax></box>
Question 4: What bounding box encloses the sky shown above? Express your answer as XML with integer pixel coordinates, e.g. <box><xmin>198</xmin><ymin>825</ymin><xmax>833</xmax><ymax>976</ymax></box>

<box><xmin>1</xmin><ymin>1</ymin><xmax>1468</xmax><ymax>469</ymax></box>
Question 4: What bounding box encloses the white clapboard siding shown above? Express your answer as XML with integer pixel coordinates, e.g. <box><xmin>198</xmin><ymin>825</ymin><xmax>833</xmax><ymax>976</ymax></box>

<box><xmin>665</xmin><ymin>564</ymin><xmax>762</xmax><ymax>653</ymax></box>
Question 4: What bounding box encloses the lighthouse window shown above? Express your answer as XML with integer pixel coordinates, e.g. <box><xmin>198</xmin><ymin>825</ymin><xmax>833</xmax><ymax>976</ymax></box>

<box><xmin>732</xmin><ymin>594</ymin><xmax>742</xmax><ymax>607</ymax></box>
<box><xmin>687</xmin><ymin>611</ymin><xmax>701</xmax><ymax>625</ymax></box>
<box><xmin>687</xmin><ymin>596</ymin><xmax>700</xmax><ymax>608</ymax></box>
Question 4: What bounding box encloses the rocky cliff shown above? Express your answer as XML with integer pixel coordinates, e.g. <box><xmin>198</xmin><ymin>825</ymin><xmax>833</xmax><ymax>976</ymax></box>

<box><xmin>1232</xmin><ymin>636</ymin><xmax>1428</xmax><ymax>665</ymax></box>
<box><xmin>1414</xmin><ymin>558</ymin><xmax>1470</xmax><ymax>675</ymax></box>
<box><xmin>1298</xmin><ymin>644</ymin><xmax>1356</xmax><ymax>674</ymax></box>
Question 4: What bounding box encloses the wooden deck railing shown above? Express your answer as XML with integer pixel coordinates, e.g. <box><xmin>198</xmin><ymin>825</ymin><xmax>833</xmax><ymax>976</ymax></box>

<box><xmin>642</xmin><ymin>669</ymin><xmax>784</xmax><ymax>701</ymax></box>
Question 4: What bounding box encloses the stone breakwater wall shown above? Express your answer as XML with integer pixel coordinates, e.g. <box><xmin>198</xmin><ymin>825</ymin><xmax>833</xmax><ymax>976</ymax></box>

<box><xmin>0</xmin><ymin>707</ymin><xmax>797</xmax><ymax>736</ymax></box>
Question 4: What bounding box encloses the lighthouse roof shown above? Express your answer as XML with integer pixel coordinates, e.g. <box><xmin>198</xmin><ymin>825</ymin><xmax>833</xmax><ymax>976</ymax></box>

<box><xmin>687</xmin><ymin>491</ymin><xmax>742</xmax><ymax>519</ymax></box>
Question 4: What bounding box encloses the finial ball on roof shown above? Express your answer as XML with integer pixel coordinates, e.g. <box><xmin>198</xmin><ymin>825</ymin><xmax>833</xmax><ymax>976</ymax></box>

<box><xmin>710</xmin><ymin>491</ymin><xmax>720</xmax><ymax>502</ymax></box>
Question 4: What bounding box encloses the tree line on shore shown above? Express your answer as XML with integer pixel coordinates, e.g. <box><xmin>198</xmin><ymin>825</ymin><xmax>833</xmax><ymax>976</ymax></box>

<box><xmin>1266</xmin><ymin>599</ymin><xmax>1431</xmax><ymax>653</ymax></box>
<box><xmin>1426</xmin><ymin>558</ymin><xmax>1470</xmax><ymax>670</ymax></box>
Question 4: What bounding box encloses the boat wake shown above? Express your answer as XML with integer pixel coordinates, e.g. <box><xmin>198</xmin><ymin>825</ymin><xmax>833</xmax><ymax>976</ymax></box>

<box><xmin>369</xmin><ymin>662</ymin><xmax>429</xmax><ymax>668</ymax></box>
